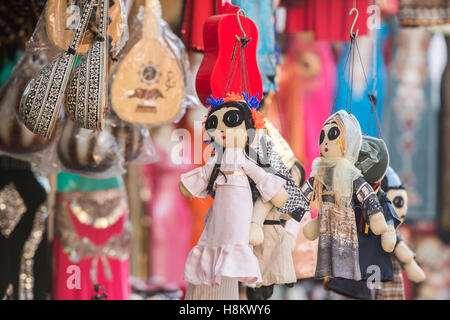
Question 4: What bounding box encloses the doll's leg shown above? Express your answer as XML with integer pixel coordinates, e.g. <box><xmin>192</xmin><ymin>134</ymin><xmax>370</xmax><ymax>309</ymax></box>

<box><xmin>185</xmin><ymin>279</ymin><xmax>239</xmax><ymax>300</ymax></box>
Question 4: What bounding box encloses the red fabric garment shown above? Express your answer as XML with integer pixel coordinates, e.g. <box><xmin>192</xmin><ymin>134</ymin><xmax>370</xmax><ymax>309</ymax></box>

<box><xmin>143</xmin><ymin>143</ymin><xmax>194</xmax><ymax>292</ymax></box>
<box><xmin>281</xmin><ymin>0</ymin><xmax>370</xmax><ymax>42</ymax></box>
<box><xmin>181</xmin><ymin>0</ymin><xmax>217</xmax><ymax>51</ymax></box>
<box><xmin>52</xmin><ymin>212</ymin><xmax>130</xmax><ymax>300</ymax></box>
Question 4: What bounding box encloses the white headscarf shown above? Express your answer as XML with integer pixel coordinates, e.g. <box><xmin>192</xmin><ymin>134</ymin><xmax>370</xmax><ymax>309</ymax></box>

<box><xmin>310</xmin><ymin>110</ymin><xmax>363</xmax><ymax>208</ymax></box>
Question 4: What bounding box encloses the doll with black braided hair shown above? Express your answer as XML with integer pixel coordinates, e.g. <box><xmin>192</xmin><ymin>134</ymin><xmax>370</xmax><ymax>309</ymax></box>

<box><xmin>179</xmin><ymin>93</ymin><xmax>289</xmax><ymax>300</ymax></box>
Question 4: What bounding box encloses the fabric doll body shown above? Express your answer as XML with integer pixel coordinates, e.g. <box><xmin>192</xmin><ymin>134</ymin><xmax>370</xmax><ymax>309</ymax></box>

<box><xmin>182</xmin><ymin>147</ymin><xmax>286</xmax><ymax>286</ymax></box>
<box><xmin>245</xmin><ymin>122</ymin><xmax>308</xmax><ymax>299</ymax></box>
<box><xmin>375</xmin><ymin>231</ymin><xmax>405</xmax><ymax>300</ymax></box>
<box><xmin>353</xmin><ymin>186</ymin><xmax>400</xmax><ymax>281</ymax></box>
<box><xmin>180</xmin><ymin>99</ymin><xmax>289</xmax><ymax>300</ymax></box>
<box><xmin>301</xmin><ymin>175</ymin><xmax>382</xmax><ymax>280</ymax></box>
<box><xmin>375</xmin><ymin>167</ymin><xmax>426</xmax><ymax>300</ymax></box>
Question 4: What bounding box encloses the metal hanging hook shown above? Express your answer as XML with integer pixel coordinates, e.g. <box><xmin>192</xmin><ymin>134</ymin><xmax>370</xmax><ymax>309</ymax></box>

<box><xmin>349</xmin><ymin>8</ymin><xmax>359</xmax><ymax>39</ymax></box>
<box><xmin>235</xmin><ymin>9</ymin><xmax>247</xmax><ymax>41</ymax></box>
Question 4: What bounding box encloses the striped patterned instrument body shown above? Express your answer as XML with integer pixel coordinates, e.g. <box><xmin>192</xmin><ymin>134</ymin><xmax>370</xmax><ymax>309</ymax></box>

<box><xmin>18</xmin><ymin>0</ymin><xmax>94</xmax><ymax>138</ymax></box>
<box><xmin>65</xmin><ymin>0</ymin><xmax>109</xmax><ymax>130</ymax></box>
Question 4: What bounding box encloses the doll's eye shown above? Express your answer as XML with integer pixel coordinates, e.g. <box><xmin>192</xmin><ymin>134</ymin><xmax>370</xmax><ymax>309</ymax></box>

<box><xmin>319</xmin><ymin>130</ymin><xmax>325</xmax><ymax>144</ymax></box>
<box><xmin>327</xmin><ymin>127</ymin><xmax>340</xmax><ymax>141</ymax></box>
<box><xmin>393</xmin><ymin>196</ymin><xmax>405</xmax><ymax>209</ymax></box>
<box><xmin>223</xmin><ymin>110</ymin><xmax>244</xmax><ymax>127</ymax></box>
<box><xmin>205</xmin><ymin>115</ymin><xmax>218</xmax><ymax>130</ymax></box>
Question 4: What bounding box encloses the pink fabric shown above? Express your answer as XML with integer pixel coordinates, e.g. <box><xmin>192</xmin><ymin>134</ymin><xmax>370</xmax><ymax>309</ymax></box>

<box><xmin>143</xmin><ymin>144</ymin><xmax>193</xmax><ymax>290</ymax></box>
<box><xmin>292</xmin><ymin>212</ymin><xmax>318</xmax><ymax>279</ymax></box>
<box><xmin>182</xmin><ymin>148</ymin><xmax>286</xmax><ymax>285</ymax></box>
<box><xmin>286</xmin><ymin>39</ymin><xmax>335</xmax><ymax>176</ymax></box>
<box><xmin>52</xmin><ymin>212</ymin><xmax>130</xmax><ymax>300</ymax></box>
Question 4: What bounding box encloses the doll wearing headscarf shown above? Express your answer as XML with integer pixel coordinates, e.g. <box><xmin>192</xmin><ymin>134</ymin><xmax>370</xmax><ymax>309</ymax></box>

<box><xmin>375</xmin><ymin>168</ymin><xmax>426</xmax><ymax>300</ymax></box>
<box><xmin>324</xmin><ymin>136</ymin><xmax>401</xmax><ymax>299</ymax></box>
<box><xmin>301</xmin><ymin>110</ymin><xmax>392</xmax><ymax>280</ymax></box>
<box><xmin>179</xmin><ymin>95</ymin><xmax>289</xmax><ymax>300</ymax></box>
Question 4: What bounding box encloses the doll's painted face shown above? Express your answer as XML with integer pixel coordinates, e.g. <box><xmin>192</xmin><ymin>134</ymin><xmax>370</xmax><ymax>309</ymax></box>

<box><xmin>205</xmin><ymin>106</ymin><xmax>248</xmax><ymax>148</ymax></box>
<box><xmin>319</xmin><ymin>117</ymin><xmax>344</xmax><ymax>158</ymax></box>
<box><xmin>386</xmin><ymin>188</ymin><xmax>408</xmax><ymax>223</ymax></box>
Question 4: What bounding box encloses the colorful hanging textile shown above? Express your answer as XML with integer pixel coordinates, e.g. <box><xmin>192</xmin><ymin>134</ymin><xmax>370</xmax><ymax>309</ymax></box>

<box><xmin>231</xmin><ymin>0</ymin><xmax>278</xmax><ymax>92</ymax></box>
<box><xmin>399</xmin><ymin>0</ymin><xmax>450</xmax><ymax>27</ymax></box>
<box><xmin>438</xmin><ymin>35</ymin><xmax>450</xmax><ymax>242</ymax></box>
<box><xmin>181</xmin><ymin>0</ymin><xmax>216</xmax><ymax>52</ymax></box>
<box><xmin>53</xmin><ymin>173</ymin><xmax>130</xmax><ymax>300</ymax></box>
<box><xmin>334</xmin><ymin>23</ymin><xmax>389</xmax><ymax>138</ymax></box>
<box><xmin>281</xmin><ymin>0</ymin><xmax>371</xmax><ymax>42</ymax></box>
<box><xmin>383</xmin><ymin>28</ymin><xmax>441</xmax><ymax>223</ymax></box>
<box><xmin>142</xmin><ymin>143</ymin><xmax>193</xmax><ymax>291</ymax></box>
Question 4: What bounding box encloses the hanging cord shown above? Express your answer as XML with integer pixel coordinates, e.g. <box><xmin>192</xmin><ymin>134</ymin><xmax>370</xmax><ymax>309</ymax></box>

<box><xmin>222</xmin><ymin>9</ymin><xmax>252</xmax><ymax>97</ymax></box>
<box><xmin>333</xmin><ymin>40</ymin><xmax>353</xmax><ymax>112</ymax></box>
<box><xmin>354</xmin><ymin>39</ymin><xmax>382</xmax><ymax>137</ymax></box>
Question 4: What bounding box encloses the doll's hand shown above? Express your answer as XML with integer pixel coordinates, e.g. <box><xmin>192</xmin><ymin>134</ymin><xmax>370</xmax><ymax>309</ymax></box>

<box><xmin>394</xmin><ymin>241</ymin><xmax>415</xmax><ymax>263</ymax></box>
<box><xmin>368</xmin><ymin>212</ymin><xmax>388</xmax><ymax>235</ymax></box>
<box><xmin>249</xmin><ymin>222</ymin><xmax>264</xmax><ymax>246</ymax></box>
<box><xmin>270</xmin><ymin>187</ymin><xmax>289</xmax><ymax>208</ymax></box>
<box><xmin>285</xmin><ymin>231</ymin><xmax>297</xmax><ymax>252</ymax></box>
<box><xmin>404</xmin><ymin>260</ymin><xmax>426</xmax><ymax>283</ymax></box>
<box><xmin>303</xmin><ymin>218</ymin><xmax>319</xmax><ymax>240</ymax></box>
<box><xmin>381</xmin><ymin>225</ymin><xmax>397</xmax><ymax>253</ymax></box>
<box><xmin>179</xmin><ymin>181</ymin><xmax>192</xmax><ymax>197</ymax></box>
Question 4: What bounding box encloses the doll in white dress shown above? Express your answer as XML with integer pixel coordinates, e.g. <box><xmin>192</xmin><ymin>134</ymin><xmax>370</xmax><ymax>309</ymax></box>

<box><xmin>179</xmin><ymin>95</ymin><xmax>290</xmax><ymax>299</ymax></box>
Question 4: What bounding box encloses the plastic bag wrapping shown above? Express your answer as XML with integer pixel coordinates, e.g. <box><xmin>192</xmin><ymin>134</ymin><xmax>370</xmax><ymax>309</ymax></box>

<box><xmin>43</xmin><ymin>0</ymin><xmax>129</xmax><ymax>57</ymax></box>
<box><xmin>0</xmin><ymin>52</ymin><xmax>60</xmax><ymax>170</ymax></box>
<box><xmin>55</xmin><ymin>110</ymin><xmax>159</xmax><ymax>178</ymax></box>
<box><xmin>109</xmin><ymin>0</ymin><xmax>130</xmax><ymax>58</ymax></box>
<box><xmin>159</xmin><ymin>18</ymin><xmax>202</xmax><ymax>121</ymax></box>
<box><xmin>56</xmin><ymin>115</ymin><xmax>126</xmax><ymax>178</ymax></box>
<box><xmin>108</xmin><ymin>113</ymin><xmax>160</xmax><ymax>165</ymax></box>
<box><xmin>109</xmin><ymin>3</ymin><xmax>200</xmax><ymax>127</ymax></box>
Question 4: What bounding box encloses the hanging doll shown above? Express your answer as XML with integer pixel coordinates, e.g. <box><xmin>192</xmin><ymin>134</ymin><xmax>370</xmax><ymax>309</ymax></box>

<box><xmin>375</xmin><ymin>167</ymin><xmax>426</xmax><ymax>300</ymax></box>
<box><xmin>246</xmin><ymin>120</ymin><xmax>308</xmax><ymax>300</ymax></box>
<box><xmin>324</xmin><ymin>135</ymin><xmax>401</xmax><ymax>299</ymax></box>
<box><xmin>302</xmin><ymin>110</ymin><xmax>394</xmax><ymax>280</ymax></box>
<box><xmin>179</xmin><ymin>94</ymin><xmax>290</xmax><ymax>300</ymax></box>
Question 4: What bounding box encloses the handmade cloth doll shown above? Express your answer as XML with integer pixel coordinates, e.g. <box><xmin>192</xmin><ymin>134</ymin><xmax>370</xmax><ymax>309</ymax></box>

<box><xmin>353</xmin><ymin>136</ymin><xmax>400</xmax><ymax>276</ymax></box>
<box><xmin>302</xmin><ymin>110</ymin><xmax>393</xmax><ymax>280</ymax></box>
<box><xmin>179</xmin><ymin>94</ymin><xmax>290</xmax><ymax>300</ymax></box>
<box><xmin>325</xmin><ymin>136</ymin><xmax>401</xmax><ymax>299</ymax></box>
<box><xmin>375</xmin><ymin>167</ymin><xmax>426</xmax><ymax>300</ymax></box>
<box><xmin>246</xmin><ymin>120</ymin><xmax>308</xmax><ymax>300</ymax></box>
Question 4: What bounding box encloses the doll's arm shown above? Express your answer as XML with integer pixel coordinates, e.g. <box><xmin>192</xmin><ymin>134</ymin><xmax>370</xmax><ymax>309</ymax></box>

<box><xmin>299</xmin><ymin>178</ymin><xmax>319</xmax><ymax>240</ymax></box>
<box><xmin>243</xmin><ymin>158</ymin><xmax>288</xmax><ymax>208</ymax></box>
<box><xmin>249</xmin><ymin>198</ymin><xmax>273</xmax><ymax>246</ymax></box>
<box><xmin>354</xmin><ymin>177</ymin><xmax>387</xmax><ymax>235</ymax></box>
<box><xmin>394</xmin><ymin>240</ymin><xmax>426</xmax><ymax>283</ymax></box>
<box><xmin>179</xmin><ymin>157</ymin><xmax>216</xmax><ymax>198</ymax></box>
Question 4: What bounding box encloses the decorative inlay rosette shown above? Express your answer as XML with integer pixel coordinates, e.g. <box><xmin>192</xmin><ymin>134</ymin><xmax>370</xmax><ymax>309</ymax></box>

<box><xmin>0</xmin><ymin>183</ymin><xmax>27</xmax><ymax>238</ymax></box>
<box><xmin>18</xmin><ymin>0</ymin><xmax>95</xmax><ymax>138</ymax></box>
<box><xmin>65</xmin><ymin>0</ymin><xmax>108</xmax><ymax>130</ymax></box>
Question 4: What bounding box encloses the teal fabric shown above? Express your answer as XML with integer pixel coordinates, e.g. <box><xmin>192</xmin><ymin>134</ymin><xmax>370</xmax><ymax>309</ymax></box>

<box><xmin>232</xmin><ymin>0</ymin><xmax>277</xmax><ymax>93</ymax></box>
<box><xmin>0</xmin><ymin>51</ymin><xmax>24</xmax><ymax>86</ymax></box>
<box><xmin>57</xmin><ymin>172</ymin><xmax>124</xmax><ymax>192</ymax></box>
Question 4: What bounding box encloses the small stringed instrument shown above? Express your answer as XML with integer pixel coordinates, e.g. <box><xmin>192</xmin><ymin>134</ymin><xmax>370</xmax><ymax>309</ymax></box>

<box><xmin>19</xmin><ymin>0</ymin><xmax>95</xmax><ymax>138</ymax></box>
<box><xmin>195</xmin><ymin>3</ymin><xmax>263</xmax><ymax>104</ymax></box>
<box><xmin>65</xmin><ymin>0</ymin><xmax>109</xmax><ymax>130</ymax></box>
<box><xmin>110</xmin><ymin>0</ymin><xmax>184</xmax><ymax>126</ymax></box>
<box><xmin>45</xmin><ymin>0</ymin><xmax>125</xmax><ymax>55</ymax></box>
